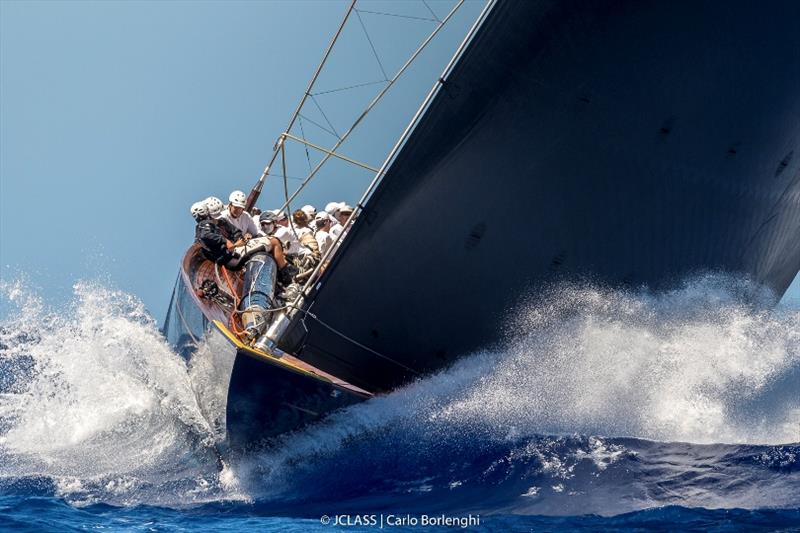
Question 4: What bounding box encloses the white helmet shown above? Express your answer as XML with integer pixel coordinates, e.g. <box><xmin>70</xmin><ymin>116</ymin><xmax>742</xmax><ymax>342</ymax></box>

<box><xmin>190</xmin><ymin>201</ymin><xmax>209</xmax><ymax>219</ymax></box>
<box><xmin>204</xmin><ymin>196</ymin><xmax>224</xmax><ymax>217</ymax></box>
<box><xmin>229</xmin><ymin>190</ymin><xmax>247</xmax><ymax>208</ymax></box>
<box><xmin>301</xmin><ymin>204</ymin><xmax>316</xmax><ymax>219</ymax></box>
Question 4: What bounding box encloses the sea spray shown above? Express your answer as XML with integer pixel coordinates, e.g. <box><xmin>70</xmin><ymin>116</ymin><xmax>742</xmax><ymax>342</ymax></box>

<box><xmin>233</xmin><ymin>275</ymin><xmax>799</xmax><ymax>511</ymax></box>
<box><xmin>1</xmin><ymin>275</ymin><xmax>798</xmax><ymax>515</ymax></box>
<box><xmin>0</xmin><ymin>280</ymin><xmax>244</xmax><ymax>506</ymax></box>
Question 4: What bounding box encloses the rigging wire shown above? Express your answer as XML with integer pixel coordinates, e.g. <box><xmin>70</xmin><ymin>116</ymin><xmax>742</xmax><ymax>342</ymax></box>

<box><xmin>297</xmin><ymin>116</ymin><xmax>314</xmax><ymax>172</ymax></box>
<box><xmin>309</xmin><ymin>94</ymin><xmax>341</xmax><ymax>139</ymax></box>
<box><xmin>421</xmin><ymin>0</ymin><xmax>441</xmax><ymax>22</ymax></box>
<box><xmin>298</xmin><ymin>112</ymin><xmax>339</xmax><ymax>138</ymax></box>
<box><xmin>354</xmin><ymin>8</ymin><xmax>390</xmax><ymax>81</ymax></box>
<box><xmin>293</xmin><ymin>305</ymin><xmax>421</xmax><ymax>375</ymax></box>
<box><xmin>355</xmin><ymin>9</ymin><xmax>438</xmax><ymax>22</ymax></box>
<box><xmin>275</xmin><ymin>1</ymin><xmax>465</xmax><ymax>214</ymax></box>
<box><xmin>311</xmin><ymin>79</ymin><xmax>388</xmax><ymax>97</ymax></box>
<box><xmin>284</xmin><ymin>0</ymin><xmax>471</xmax><ymax>312</ymax></box>
<box><xmin>246</xmin><ymin>0</ymin><xmax>357</xmax><ymax>206</ymax></box>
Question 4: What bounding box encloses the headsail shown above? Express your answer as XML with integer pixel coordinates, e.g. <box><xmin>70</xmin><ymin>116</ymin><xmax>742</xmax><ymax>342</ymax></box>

<box><xmin>279</xmin><ymin>0</ymin><xmax>800</xmax><ymax>392</ymax></box>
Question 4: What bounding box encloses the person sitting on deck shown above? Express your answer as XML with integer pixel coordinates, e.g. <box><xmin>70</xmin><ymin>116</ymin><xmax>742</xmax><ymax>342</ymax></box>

<box><xmin>249</xmin><ymin>206</ymin><xmax>262</xmax><ymax>229</ymax></box>
<box><xmin>191</xmin><ymin>201</ymin><xmax>289</xmax><ymax>275</ymax></box>
<box><xmin>205</xmin><ymin>196</ymin><xmax>242</xmax><ymax>242</ymax></box>
<box><xmin>258</xmin><ymin>211</ymin><xmax>299</xmax><ymax>285</ymax></box>
<box><xmin>220</xmin><ymin>190</ymin><xmax>263</xmax><ymax>239</ymax></box>
<box><xmin>292</xmin><ymin>209</ymin><xmax>321</xmax><ymax>265</ymax></box>
<box><xmin>314</xmin><ymin>211</ymin><xmax>334</xmax><ymax>256</ymax></box>
<box><xmin>301</xmin><ymin>204</ymin><xmax>316</xmax><ymax>227</ymax></box>
<box><xmin>269</xmin><ymin>209</ymin><xmax>307</xmax><ymax>258</ymax></box>
<box><xmin>330</xmin><ymin>203</ymin><xmax>354</xmax><ymax>240</ymax></box>
<box><xmin>325</xmin><ymin>201</ymin><xmax>343</xmax><ymax>239</ymax></box>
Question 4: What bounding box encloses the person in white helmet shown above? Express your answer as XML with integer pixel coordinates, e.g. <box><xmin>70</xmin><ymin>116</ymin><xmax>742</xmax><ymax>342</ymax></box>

<box><xmin>192</xmin><ymin>200</ymin><xmax>289</xmax><ymax>273</ymax></box>
<box><xmin>220</xmin><ymin>190</ymin><xmax>263</xmax><ymax>239</ymax></box>
<box><xmin>205</xmin><ymin>196</ymin><xmax>225</xmax><ymax>218</ymax></box>
<box><xmin>192</xmin><ymin>201</ymin><xmax>241</xmax><ymax>267</ymax></box>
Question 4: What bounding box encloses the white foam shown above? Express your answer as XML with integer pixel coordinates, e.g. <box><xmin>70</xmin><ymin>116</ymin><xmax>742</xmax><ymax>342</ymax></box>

<box><xmin>0</xmin><ymin>280</ymin><xmax>243</xmax><ymax>506</ymax></box>
<box><xmin>433</xmin><ymin>276</ymin><xmax>800</xmax><ymax>444</ymax></box>
<box><xmin>2</xmin><ymin>274</ymin><xmax>798</xmax><ymax>507</ymax></box>
<box><xmin>261</xmin><ymin>274</ymin><xmax>799</xmax><ymax>476</ymax></box>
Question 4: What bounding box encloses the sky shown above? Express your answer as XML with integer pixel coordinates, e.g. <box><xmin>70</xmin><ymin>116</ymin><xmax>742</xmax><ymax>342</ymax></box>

<box><xmin>1</xmin><ymin>0</ymin><xmax>798</xmax><ymax>323</ymax></box>
<box><xmin>0</xmin><ymin>0</ymin><xmax>487</xmax><ymax>321</ymax></box>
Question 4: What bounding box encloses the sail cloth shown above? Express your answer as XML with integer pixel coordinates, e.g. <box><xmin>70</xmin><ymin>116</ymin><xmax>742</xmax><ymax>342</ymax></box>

<box><xmin>280</xmin><ymin>0</ymin><xmax>800</xmax><ymax>393</ymax></box>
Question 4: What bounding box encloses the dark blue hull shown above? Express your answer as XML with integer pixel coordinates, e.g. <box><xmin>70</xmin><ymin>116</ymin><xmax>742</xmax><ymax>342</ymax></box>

<box><xmin>163</xmin><ymin>249</ymin><xmax>368</xmax><ymax>448</ymax></box>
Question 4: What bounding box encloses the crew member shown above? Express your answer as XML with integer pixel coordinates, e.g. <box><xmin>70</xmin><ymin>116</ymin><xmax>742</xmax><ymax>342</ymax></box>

<box><xmin>192</xmin><ymin>201</ymin><xmax>290</xmax><ymax>274</ymax></box>
<box><xmin>293</xmin><ymin>209</ymin><xmax>320</xmax><ymax>262</ymax></box>
<box><xmin>314</xmin><ymin>211</ymin><xmax>334</xmax><ymax>256</ymax></box>
<box><xmin>221</xmin><ymin>190</ymin><xmax>263</xmax><ymax>239</ymax></box>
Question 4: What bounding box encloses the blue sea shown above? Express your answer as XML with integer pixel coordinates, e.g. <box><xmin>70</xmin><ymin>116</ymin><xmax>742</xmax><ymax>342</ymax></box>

<box><xmin>1</xmin><ymin>277</ymin><xmax>799</xmax><ymax>531</ymax></box>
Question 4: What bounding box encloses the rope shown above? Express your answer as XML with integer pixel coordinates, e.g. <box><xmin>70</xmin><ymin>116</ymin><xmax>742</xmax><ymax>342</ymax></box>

<box><xmin>220</xmin><ymin>266</ymin><xmax>247</xmax><ymax>336</ymax></box>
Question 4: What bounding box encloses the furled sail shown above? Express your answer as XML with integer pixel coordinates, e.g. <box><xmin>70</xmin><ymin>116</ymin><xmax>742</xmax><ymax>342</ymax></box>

<box><xmin>279</xmin><ymin>0</ymin><xmax>800</xmax><ymax>393</ymax></box>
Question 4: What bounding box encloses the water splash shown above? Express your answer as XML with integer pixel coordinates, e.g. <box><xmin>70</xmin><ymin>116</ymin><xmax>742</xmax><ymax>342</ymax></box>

<box><xmin>231</xmin><ymin>275</ymin><xmax>800</xmax><ymax>510</ymax></box>
<box><xmin>0</xmin><ymin>280</ymin><xmax>241</xmax><ymax>507</ymax></box>
<box><xmin>440</xmin><ymin>276</ymin><xmax>800</xmax><ymax>444</ymax></box>
<box><xmin>1</xmin><ymin>275</ymin><xmax>798</xmax><ymax>514</ymax></box>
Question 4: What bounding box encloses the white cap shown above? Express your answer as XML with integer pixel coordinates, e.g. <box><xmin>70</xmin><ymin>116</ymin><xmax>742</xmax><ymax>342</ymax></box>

<box><xmin>339</xmin><ymin>204</ymin><xmax>354</xmax><ymax>214</ymax></box>
<box><xmin>268</xmin><ymin>208</ymin><xmax>287</xmax><ymax>220</ymax></box>
<box><xmin>301</xmin><ymin>205</ymin><xmax>316</xmax><ymax>219</ymax></box>
<box><xmin>314</xmin><ymin>211</ymin><xmax>331</xmax><ymax>222</ymax></box>
<box><xmin>324</xmin><ymin>201</ymin><xmax>342</xmax><ymax>216</ymax></box>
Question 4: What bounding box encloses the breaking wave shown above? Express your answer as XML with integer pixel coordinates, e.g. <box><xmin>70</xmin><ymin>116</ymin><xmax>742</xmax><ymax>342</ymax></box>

<box><xmin>0</xmin><ymin>275</ymin><xmax>798</xmax><ymax>516</ymax></box>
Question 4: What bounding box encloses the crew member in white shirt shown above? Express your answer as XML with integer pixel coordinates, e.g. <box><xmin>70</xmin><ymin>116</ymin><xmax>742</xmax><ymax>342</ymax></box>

<box><xmin>271</xmin><ymin>209</ymin><xmax>306</xmax><ymax>256</ymax></box>
<box><xmin>301</xmin><ymin>205</ymin><xmax>316</xmax><ymax>227</ymax></box>
<box><xmin>330</xmin><ymin>204</ymin><xmax>353</xmax><ymax>240</ymax></box>
<box><xmin>314</xmin><ymin>212</ymin><xmax>334</xmax><ymax>256</ymax></box>
<box><xmin>326</xmin><ymin>202</ymin><xmax>343</xmax><ymax>239</ymax></box>
<box><xmin>221</xmin><ymin>190</ymin><xmax>263</xmax><ymax>238</ymax></box>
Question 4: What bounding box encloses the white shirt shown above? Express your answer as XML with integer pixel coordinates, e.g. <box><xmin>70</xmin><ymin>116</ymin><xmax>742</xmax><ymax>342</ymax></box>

<box><xmin>330</xmin><ymin>223</ymin><xmax>344</xmax><ymax>239</ymax></box>
<box><xmin>295</xmin><ymin>226</ymin><xmax>313</xmax><ymax>239</ymax></box>
<box><xmin>221</xmin><ymin>207</ymin><xmax>263</xmax><ymax>238</ymax></box>
<box><xmin>274</xmin><ymin>226</ymin><xmax>311</xmax><ymax>256</ymax></box>
<box><xmin>315</xmin><ymin>230</ymin><xmax>334</xmax><ymax>256</ymax></box>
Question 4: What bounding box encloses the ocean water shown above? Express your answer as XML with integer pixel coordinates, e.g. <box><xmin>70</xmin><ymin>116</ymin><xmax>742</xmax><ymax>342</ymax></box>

<box><xmin>0</xmin><ymin>276</ymin><xmax>798</xmax><ymax>531</ymax></box>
